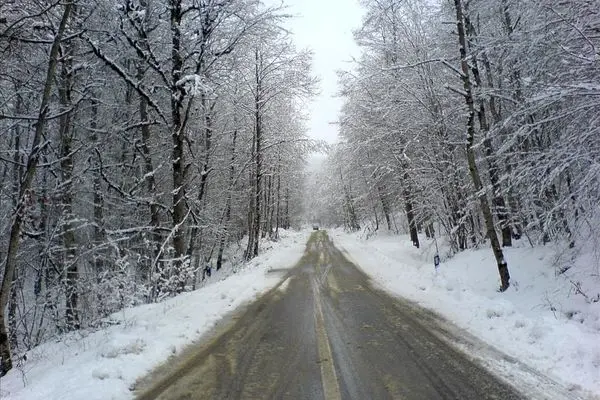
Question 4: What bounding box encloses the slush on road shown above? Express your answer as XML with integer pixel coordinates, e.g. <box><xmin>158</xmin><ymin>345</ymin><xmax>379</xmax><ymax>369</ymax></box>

<box><xmin>135</xmin><ymin>231</ymin><xmax>522</xmax><ymax>400</ymax></box>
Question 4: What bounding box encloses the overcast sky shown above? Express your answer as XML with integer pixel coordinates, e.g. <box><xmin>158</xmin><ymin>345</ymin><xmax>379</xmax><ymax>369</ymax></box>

<box><xmin>283</xmin><ymin>0</ymin><xmax>364</xmax><ymax>144</ymax></box>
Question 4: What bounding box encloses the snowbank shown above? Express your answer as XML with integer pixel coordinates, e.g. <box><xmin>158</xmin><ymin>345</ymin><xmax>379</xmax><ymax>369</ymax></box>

<box><xmin>333</xmin><ymin>230</ymin><xmax>600</xmax><ymax>398</ymax></box>
<box><xmin>0</xmin><ymin>229</ymin><xmax>309</xmax><ymax>400</ymax></box>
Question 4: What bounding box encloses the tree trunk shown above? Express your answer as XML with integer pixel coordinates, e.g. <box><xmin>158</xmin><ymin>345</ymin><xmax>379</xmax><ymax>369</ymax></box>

<box><xmin>8</xmin><ymin>95</ymin><xmax>23</xmax><ymax>348</ymax></box>
<box><xmin>344</xmin><ymin>190</ymin><xmax>360</xmax><ymax>232</ymax></box>
<box><xmin>404</xmin><ymin>198</ymin><xmax>419</xmax><ymax>248</ymax></box>
<box><xmin>251</xmin><ymin>97</ymin><xmax>262</xmax><ymax>258</ymax></box>
<box><xmin>425</xmin><ymin>222</ymin><xmax>435</xmax><ymax>239</ymax></box>
<box><xmin>267</xmin><ymin>174</ymin><xmax>276</xmax><ymax>238</ymax></box>
<box><xmin>246</xmin><ymin>50</ymin><xmax>263</xmax><ymax>260</ymax></box>
<box><xmin>89</xmin><ymin>98</ymin><xmax>105</xmax><ymax>274</ymax></box>
<box><xmin>216</xmin><ymin>127</ymin><xmax>238</xmax><ymax>270</ymax></box>
<box><xmin>135</xmin><ymin>3</ymin><xmax>162</xmax><ymax>268</ymax></box>
<box><xmin>170</xmin><ymin>0</ymin><xmax>187</xmax><ymax>269</ymax></box>
<box><xmin>463</xmin><ymin>13</ymin><xmax>512</xmax><ymax>247</ymax></box>
<box><xmin>377</xmin><ymin>183</ymin><xmax>392</xmax><ymax>231</ymax></box>
<box><xmin>0</xmin><ymin>1</ymin><xmax>73</xmax><ymax>376</ymax></box>
<box><xmin>186</xmin><ymin>94</ymin><xmax>213</xmax><ymax>263</ymax></box>
<box><xmin>58</xmin><ymin>34</ymin><xmax>79</xmax><ymax>331</ymax></box>
<box><xmin>453</xmin><ymin>0</ymin><xmax>510</xmax><ymax>291</ymax></box>
<box><xmin>274</xmin><ymin>152</ymin><xmax>282</xmax><ymax>239</ymax></box>
<box><xmin>403</xmin><ymin>172</ymin><xmax>420</xmax><ymax>248</ymax></box>
<box><xmin>339</xmin><ymin>167</ymin><xmax>360</xmax><ymax>231</ymax></box>
<box><xmin>262</xmin><ymin>172</ymin><xmax>272</xmax><ymax>238</ymax></box>
<box><xmin>283</xmin><ymin>187</ymin><xmax>290</xmax><ymax>229</ymax></box>
<box><xmin>245</xmin><ymin>164</ymin><xmax>256</xmax><ymax>258</ymax></box>
<box><xmin>480</xmin><ymin>106</ymin><xmax>512</xmax><ymax>247</ymax></box>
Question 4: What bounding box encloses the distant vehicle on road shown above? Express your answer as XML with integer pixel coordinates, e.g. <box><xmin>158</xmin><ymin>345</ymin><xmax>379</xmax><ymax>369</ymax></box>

<box><xmin>312</xmin><ymin>225</ymin><xmax>319</xmax><ymax>231</ymax></box>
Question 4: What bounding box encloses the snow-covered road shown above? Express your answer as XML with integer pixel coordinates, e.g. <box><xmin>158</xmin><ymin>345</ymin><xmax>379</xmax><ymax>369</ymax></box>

<box><xmin>135</xmin><ymin>231</ymin><xmax>524</xmax><ymax>400</ymax></box>
<box><xmin>333</xmin><ymin>230</ymin><xmax>599</xmax><ymax>399</ymax></box>
<box><xmin>1</xmin><ymin>229</ymin><xmax>598</xmax><ymax>399</ymax></box>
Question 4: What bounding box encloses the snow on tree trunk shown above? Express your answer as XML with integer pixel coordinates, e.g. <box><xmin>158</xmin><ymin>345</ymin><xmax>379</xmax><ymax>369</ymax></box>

<box><xmin>453</xmin><ymin>0</ymin><xmax>510</xmax><ymax>291</ymax></box>
<box><xmin>0</xmin><ymin>1</ymin><xmax>73</xmax><ymax>376</ymax></box>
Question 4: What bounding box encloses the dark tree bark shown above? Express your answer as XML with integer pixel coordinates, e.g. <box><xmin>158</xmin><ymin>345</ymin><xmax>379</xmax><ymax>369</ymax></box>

<box><xmin>0</xmin><ymin>1</ymin><xmax>73</xmax><ymax>376</ymax></box>
<box><xmin>170</xmin><ymin>0</ymin><xmax>187</xmax><ymax>269</ymax></box>
<box><xmin>283</xmin><ymin>187</ymin><xmax>290</xmax><ymax>230</ymax></box>
<box><xmin>463</xmin><ymin>13</ymin><xmax>512</xmax><ymax>247</ymax></box>
<box><xmin>425</xmin><ymin>222</ymin><xmax>435</xmax><ymax>239</ymax></box>
<box><xmin>340</xmin><ymin>168</ymin><xmax>360</xmax><ymax>232</ymax></box>
<box><xmin>186</xmin><ymin>94</ymin><xmax>214</xmax><ymax>264</ymax></box>
<box><xmin>404</xmin><ymin>197</ymin><xmax>420</xmax><ymax>249</ymax></box>
<box><xmin>453</xmin><ymin>0</ymin><xmax>510</xmax><ymax>291</ymax></box>
<box><xmin>58</xmin><ymin>36</ymin><xmax>79</xmax><ymax>331</ymax></box>
<box><xmin>377</xmin><ymin>183</ymin><xmax>392</xmax><ymax>231</ymax></box>
<box><xmin>250</xmin><ymin>91</ymin><xmax>262</xmax><ymax>258</ymax></box>
<box><xmin>246</xmin><ymin>49</ymin><xmax>263</xmax><ymax>260</ymax></box>
<box><xmin>273</xmin><ymin>151</ymin><xmax>282</xmax><ymax>240</ymax></box>
<box><xmin>8</xmin><ymin>93</ymin><xmax>24</xmax><ymax>348</ymax></box>
<box><xmin>135</xmin><ymin>0</ymin><xmax>161</xmax><ymax>267</ymax></box>
<box><xmin>402</xmin><ymin>172</ymin><xmax>420</xmax><ymax>248</ymax></box>
<box><xmin>89</xmin><ymin>98</ymin><xmax>105</xmax><ymax>275</ymax></box>
<box><xmin>216</xmin><ymin>126</ymin><xmax>238</xmax><ymax>270</ymax></box>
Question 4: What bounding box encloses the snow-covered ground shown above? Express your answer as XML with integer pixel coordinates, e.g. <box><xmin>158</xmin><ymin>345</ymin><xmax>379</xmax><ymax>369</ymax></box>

<box><xmin>3</xmin><ymin>227</ymin><xmax>599</xmax><ymax>399</ymax></box>
<box><xmin>333</xmin><ymin>230</ymin><xmax>600</xmax><ymax>399</ymax></box>
<box><xmin>0</xmin><ymin>229</ymin><xmax>309</xmax><ymax>400</ymax></box>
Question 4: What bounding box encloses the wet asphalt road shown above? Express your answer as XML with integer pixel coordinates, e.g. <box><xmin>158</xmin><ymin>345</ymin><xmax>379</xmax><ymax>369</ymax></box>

<box><xmin>135</xmin><ymin>231</ymin><xmax>524</xmax><ymax>400</ymax></box>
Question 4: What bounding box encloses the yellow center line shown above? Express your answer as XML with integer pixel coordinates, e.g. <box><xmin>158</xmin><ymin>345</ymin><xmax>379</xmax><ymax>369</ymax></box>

<box><xmin>312</xmin><ymin>250</ymin><xmax>341</xmax><ymax>400</ymax></box>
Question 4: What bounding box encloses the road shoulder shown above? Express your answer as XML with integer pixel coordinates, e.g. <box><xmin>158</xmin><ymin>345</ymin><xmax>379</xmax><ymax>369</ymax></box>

<box><xmin>333</xmin><ymin>231</ymin><xmax>595</xmax><ymax>400</ymax></box>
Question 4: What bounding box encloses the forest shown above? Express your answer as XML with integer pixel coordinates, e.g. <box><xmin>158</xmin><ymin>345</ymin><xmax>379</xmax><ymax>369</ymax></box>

<box><xmin>0</xmin><ymin>0</ymin><xmax>316</xmax><ymax>375</ymax></box>
<box><xmin>311</xmin><ymin>0</ymin><xmax>599</xmax><ymax>296</ymax></box>
<box><xmin>1</xmin><ymin>0</ymin><xmax>599</xmax><ymax>380</ymax></box>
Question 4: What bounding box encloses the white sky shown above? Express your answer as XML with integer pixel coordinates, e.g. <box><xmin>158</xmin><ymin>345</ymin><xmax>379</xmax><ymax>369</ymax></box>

<box><xmin>283</xmin><ymin>0</ymin><xmax>364</xmax><ymax>144</ymax></box>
